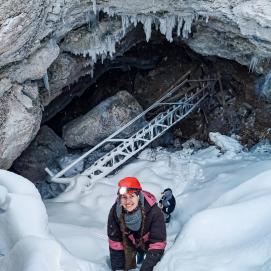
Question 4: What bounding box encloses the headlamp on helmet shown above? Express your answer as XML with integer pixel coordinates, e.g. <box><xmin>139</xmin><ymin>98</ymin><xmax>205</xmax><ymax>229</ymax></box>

<box><xmin>119</xmin><ymin>187</ymin><xmax>128</xmax><ymax>195</ymax></box>
<box><xmin>118</xmin><ymin>187</ymin><xmax>139</xmax><ymax>196</ymax></box>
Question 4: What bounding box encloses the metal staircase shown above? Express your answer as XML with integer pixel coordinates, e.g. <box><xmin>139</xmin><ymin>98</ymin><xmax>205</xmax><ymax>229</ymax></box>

<box><xmin>46</xmin><ymin>71</ymin><xmax>218</xmax><ymax>187</ymax></box>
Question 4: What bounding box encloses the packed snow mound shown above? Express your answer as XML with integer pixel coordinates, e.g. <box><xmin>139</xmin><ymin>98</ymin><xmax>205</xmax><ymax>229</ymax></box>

<box><xmin>0</xmin><ymin>170</ymin><xmax>97</xmax><ymax>271</ymax></box>
<box><xmin>157</xmin><ymin>167</ymin><xmax>271</xmax><ymax>271</ymax></box>
<box><xmin>1</xmin><ymin>134</ymin><xmax>271</xmax><ymax>271</ymax></box>
<box><xmin>0</xmin><ymin>237</ymin><xmax>62</xmax><ymax>271</ymax></box>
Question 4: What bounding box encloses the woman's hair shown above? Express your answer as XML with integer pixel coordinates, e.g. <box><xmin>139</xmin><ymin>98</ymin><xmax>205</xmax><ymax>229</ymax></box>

<box><xmin>119</xmin><ymin>201</ymin><xmax>146</xmax><ymax>249</ymax></box>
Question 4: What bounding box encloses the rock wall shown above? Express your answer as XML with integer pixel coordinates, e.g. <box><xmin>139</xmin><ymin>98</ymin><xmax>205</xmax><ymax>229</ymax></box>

<box><xmin>0</xmin><ymin>83</ymin><xmax>41</xmax><ymax>169</ymax></box>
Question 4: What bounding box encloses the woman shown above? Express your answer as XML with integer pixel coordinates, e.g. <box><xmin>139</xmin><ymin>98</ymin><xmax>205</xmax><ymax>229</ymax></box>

<box><xmin>107</xmin><ymin>177</ymin><xmax>166</xmax><ymax>271</ymax></box>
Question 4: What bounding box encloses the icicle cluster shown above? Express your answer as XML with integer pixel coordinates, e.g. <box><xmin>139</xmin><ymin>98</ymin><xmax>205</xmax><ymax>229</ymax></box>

<box><xmin>103</xmin><ymin>8</ymin><xmax>196</xmax><ymax>43</ymax></box>
<box><xmin>81</xmin><ymin>5</ymin><xmax>199</xmax><ymax>77</ymax></box>
<box><xmin>82</xmin><ymin>35</ymin><xmax>118</xmax><ymax>62</ymax></box>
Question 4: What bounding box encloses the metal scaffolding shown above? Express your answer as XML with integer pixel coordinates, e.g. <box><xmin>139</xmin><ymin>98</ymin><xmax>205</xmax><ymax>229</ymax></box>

<box><xmin>46</xmin><ymin>71</ymin><xmax>217</xmax><ymax>187</ymax></box>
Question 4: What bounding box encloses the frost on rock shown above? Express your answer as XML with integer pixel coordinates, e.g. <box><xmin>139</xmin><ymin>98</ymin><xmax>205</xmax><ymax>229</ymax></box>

<box><xmin>257</xmin><ymin>70</ymin><xmax>271</xmax><ymax>100</ymax></box>
<box><xmin>61</xmin><ymin>17</ymin><xmax>123</xmax><ymax>76</ymax></box>
<box><xmin>209</xmin><ymin>132</ymin><xmax>243</xmax><ymax>155</ymax></box>
<box><xmin>43</xmin><ymin>70</ymin><xmax>50</xmax><ymax>92</ymax></box>
<box><xmin>249</xmin><ymin>56</ymin><xmax>260</xmax><ymax>72</ymax></box>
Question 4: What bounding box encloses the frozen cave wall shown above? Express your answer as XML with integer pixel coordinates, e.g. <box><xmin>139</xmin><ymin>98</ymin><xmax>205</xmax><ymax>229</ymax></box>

<box><xmin>1</xmin><ymin>0</ymin><xmax>271</xmax><ymax>169</ymax></box>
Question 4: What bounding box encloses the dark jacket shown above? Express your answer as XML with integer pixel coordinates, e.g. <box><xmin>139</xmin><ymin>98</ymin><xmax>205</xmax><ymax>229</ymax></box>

<box><xmin>107</xmin><ymin>191</ymin><xmax>166</xmax><ymax>271</ymax></box>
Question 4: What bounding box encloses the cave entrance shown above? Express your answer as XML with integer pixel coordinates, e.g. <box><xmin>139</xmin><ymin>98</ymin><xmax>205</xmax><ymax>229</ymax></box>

<box><xmin>46</xmin><ymin>37</ymin><xmax>212</xmax><ymax>141</ymax></box>
<box><xmin>45</xmin><ymin>35</ymin><xmax>263</xmax><ymax>148</ymax></box>
<box><xmin>12</xmin><ymin>31</ymin><xmax>271</xmax><ymax>195</ymax></box>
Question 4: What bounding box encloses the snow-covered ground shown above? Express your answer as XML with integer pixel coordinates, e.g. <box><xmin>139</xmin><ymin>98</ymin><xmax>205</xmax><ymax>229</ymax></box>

<box><xmin>1</xmin><ymin>133</ymin><xmax>271</xmax><ymax>271</ymax></box>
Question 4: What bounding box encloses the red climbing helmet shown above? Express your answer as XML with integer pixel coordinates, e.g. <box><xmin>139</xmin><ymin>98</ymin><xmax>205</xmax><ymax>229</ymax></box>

<box><xmin>118</xmin><ymin>177</ymin><xmax>142</xmax><ymax>195</ymax></box>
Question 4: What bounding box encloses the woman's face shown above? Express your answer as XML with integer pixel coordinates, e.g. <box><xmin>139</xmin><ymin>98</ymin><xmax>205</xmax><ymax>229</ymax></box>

<box><xmin>120</xmin><ymin>193</ymin><xmax>139</xmax><ymax>212</ymax></box>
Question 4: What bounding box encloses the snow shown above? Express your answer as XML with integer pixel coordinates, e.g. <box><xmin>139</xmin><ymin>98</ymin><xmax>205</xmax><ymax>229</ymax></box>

<box><xmin>1</xmin><ymin>133</ymin><xmax>271</xmax><ymax>270</ymax></box>
<box><xmin>209</xmin><ymin>132</ymin><xmax>243</xmax><ymax>156</ymax></box>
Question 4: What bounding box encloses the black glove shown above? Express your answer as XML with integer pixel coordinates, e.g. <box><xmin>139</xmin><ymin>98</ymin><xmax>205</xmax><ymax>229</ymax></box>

<box><xmin>110</xmin><ymin>248</ymin><xmax>125</xmax><ymax>271</ymax></box>
<box><xmin>140</xmin><ymin>250</ymin><xmax>164</xmax><ymax>271</ymax></box>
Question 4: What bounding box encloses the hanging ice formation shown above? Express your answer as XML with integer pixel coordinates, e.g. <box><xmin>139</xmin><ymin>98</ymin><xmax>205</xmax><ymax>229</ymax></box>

<box><xmin>92</xmin><ymin>0</ymin><xmax>97</xmax><ymax>15</ymax></box>
<box><xmin>43</xmin><ymin>71</ymin><xmax>50</xmax><ymax>92</ymax></box>
<box><xmin>103</xmin><ymin>8</ymin><xmax>196</xmax><ymax>44</ymax></box>
<box><xmin>249</xmin><ymin>56</ymin><xmax>259</xmax><ymax>72</ymax></box>
<box><xmin>82</xmin><ymin>5</ymin><xmax>198</xmax><ymax>77</ymax></box>
<box><xmin>258</xmin><ymin>70</ymin><xmax>271</xmax><ymax>100</ymax></box>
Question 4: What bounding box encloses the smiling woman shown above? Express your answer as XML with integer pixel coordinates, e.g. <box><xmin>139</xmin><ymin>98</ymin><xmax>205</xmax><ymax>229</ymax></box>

<box><xmin>120</xmin><ymin>193</ymin><xmax>140</xmax><ymax>212</ymax></box>
<box><xmin>107</xmin><ymin>176</ymin><xmax>166</xmax><ymax>271</ymax></box>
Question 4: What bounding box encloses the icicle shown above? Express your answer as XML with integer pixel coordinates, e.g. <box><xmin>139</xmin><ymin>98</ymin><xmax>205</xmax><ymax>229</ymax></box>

<box><xmin>130</xmin><ymin>15</ymin><xmax>138</xmax><ymax>27</ymax></box>
<box><xmin>159</xmin><ymin>15</ymin><xmax>176</xmax><ymax>42</ymax></box>
<box><xmin>43</xmin><ymin>71</ymin><xmax>50</xmax><ymax>92</ymax></box>
<box><xmin>143</xmin><ymin>16</ymin><xmax>153</xmax><ymax>42</ymax></box>
<box><xmin>159</xmin><ymin>17</ymin><xmax>167</xmax><ymax>35</ymax></box>
<box><xmin>165</xmin><ymin>15</ymin><xmax>176</xmax><ymax>42</ymax></box>
<box><xmin>92</xmin><ymin>0</ymin><xmax>97</xmax><ymax>15</ymax></box>
<box><xmin>101</xmin><ymin>53</ymin><xmax>106</xmax><ymax>64</ymax></box>
<box><xmin>249</xmin><ymin>56</ymin><xmax>259</xmax><ymax>73</ymax></box>
<box><xmin>107</xmin><ymin>36</ymin><xmax>115</xmax><ymax>57</ymax></box>
<box><xmin>88</xmin><ymin>59</ymin><xmax>95</xmax><ymax>78</ymax></box>
<box><xmin>205</xmin><ymin>15</ymin><xmax>209</xmax><ymax>23</ymax></box>
<box><xmin>182</xmin><ymin>15</ymin><xmax>193</xmax><ymax>39</ymax></box>
<box><xmin>154</xmin><ymin>18</ymin><xmax>159</xmax><ymax>31</ymax></box>
<box><xmin>177</xmin><ymin>16</ymin><xmax>183</xmax><ymax>37</ymax></box>
<box><xmin>121</xmin><ymin>15</ymin><xmax>130</xmax><ymax>37</ymax></box>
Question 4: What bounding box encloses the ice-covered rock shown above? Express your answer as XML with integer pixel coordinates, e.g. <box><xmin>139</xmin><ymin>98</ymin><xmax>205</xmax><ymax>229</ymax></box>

<box><xmin>7</xmin><ymin>40</ymin><xmax>60</xmax><ymax>84</ymax></box>
<box><xmin>209</xmin><ymin>132</ymin><xmax>243</xmax><ymax>154</ymax></box>
<box><xmin>250</xmin><ymin>139</ymin><xmax>271</xmax><ymax>154</ymax></box>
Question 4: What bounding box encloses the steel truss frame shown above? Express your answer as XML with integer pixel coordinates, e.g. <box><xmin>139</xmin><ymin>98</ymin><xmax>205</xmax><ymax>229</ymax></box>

<box><xmin>46</xmin><ymin>71</ymin><xmax>217</xmax><ymax>186</ymax></box>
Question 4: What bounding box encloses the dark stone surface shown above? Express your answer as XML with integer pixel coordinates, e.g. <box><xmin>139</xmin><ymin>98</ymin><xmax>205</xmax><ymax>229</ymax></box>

<box><xmin>11</xmin><ymin>126</ymin><xmax>68</xmax><ymax>183</ymax></box>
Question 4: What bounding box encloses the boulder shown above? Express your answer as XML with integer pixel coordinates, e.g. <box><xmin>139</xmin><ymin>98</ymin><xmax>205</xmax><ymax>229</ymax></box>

<box><xmin>12</xmin><ymin>126</ymin><xmax>67</xmax><ymax>183</ymax></box>
<box><xmin>63</xmin><ymin>90</ymin><xmax>145</xmax><ymax>148</ymax></box>
<box><xmin>0</xmin><ymin>83</ymin><xmax>42</xmax><ymax>169</ymax></box>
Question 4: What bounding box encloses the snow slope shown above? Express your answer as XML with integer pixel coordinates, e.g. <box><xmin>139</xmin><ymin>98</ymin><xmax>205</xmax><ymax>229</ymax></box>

<box><xmin>1</xmin><ymin>133</ymin><xmax>271</xmax><ymax>270</ymax></box>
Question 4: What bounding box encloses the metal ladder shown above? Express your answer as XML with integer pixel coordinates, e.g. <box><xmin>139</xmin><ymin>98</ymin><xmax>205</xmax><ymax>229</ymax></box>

<box><xmin>46</xmin><ymin>71</ymin><xmax>217</xmax><ymax>186</ymax></box>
